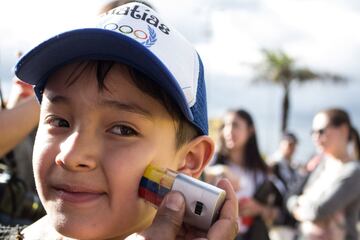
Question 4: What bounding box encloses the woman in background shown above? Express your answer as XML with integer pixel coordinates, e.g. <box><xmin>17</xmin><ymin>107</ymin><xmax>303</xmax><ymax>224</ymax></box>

<box><xmin>206</xmin><ymin>109</ymin><xmax>282</xmax><ymax>240</ymax></box>
<box><xmin>287</xmin><ymin>108</ymin><xmax>360</xmax><ymax>240</ymax></box>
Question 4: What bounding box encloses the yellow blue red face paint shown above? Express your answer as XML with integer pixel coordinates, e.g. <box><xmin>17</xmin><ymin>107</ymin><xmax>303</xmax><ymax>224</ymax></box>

<box><xmin>139</xmin><ymin>165</ymin><xmax>175</xmax><ymax>206</ymax></box>
<box><xmin>139</xmin><ymin>165</ymin><xmax>226</xmax><ymax>230</ymax></box>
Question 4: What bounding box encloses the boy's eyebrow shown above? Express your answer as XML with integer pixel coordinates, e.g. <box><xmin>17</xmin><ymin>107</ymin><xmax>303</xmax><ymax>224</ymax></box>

<box><xmin>45</xmin><ymin>94</ymin><xmax>152</xmax><ymax>118</ymax></box>
<box><xmin>46</xmin><ymin>94</ymin><xmax>70</xmax><ymax>105</ymax></box>
<box><xmin>99</xmin><ymin>100</ymin><xmax>153</xmax><ymax>118</ymax></box>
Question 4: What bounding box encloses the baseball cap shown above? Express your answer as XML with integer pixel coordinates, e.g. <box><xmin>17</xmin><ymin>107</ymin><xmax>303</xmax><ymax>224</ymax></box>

<box><xmin>15</xmin><ymin>2</ymin><xmax>208</xmax><ymax>135</ymax></box>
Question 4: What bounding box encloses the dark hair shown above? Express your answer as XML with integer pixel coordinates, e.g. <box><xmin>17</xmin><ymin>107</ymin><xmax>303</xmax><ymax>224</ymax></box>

<box><xmin>63</xmin><ymin>60</ymin><xmax>198</xmax><ymax>149</ymax></box>
<box><xmin>282</xmin><ymin>132</ymin><xmax>298</xmax><ymax>144</ymax></box>
<box><xmin>214</xmin><ymin>109</ymin><xmax>268</xmax><ymax>174</ymax></box>
<box><xmin>99</xmin><ymin>0</ymin><xmax>155</xmax><ymax>14</ymax></box>
<box><xmin>323</xmin><ymin>108</ymin><xmax>360</xmax><ymax>160</ymax></box>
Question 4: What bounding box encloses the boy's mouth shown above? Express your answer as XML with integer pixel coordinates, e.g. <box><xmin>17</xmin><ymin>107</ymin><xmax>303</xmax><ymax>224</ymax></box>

<box><xmin>52</xmin><ymin>183</ymin><xmax>106</xmax><ymax>204</ymax></box>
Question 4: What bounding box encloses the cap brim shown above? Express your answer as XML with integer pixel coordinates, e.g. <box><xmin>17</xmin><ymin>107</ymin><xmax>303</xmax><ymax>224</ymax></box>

<box><xmin>15</xmin><ymin>28</ymin><xmax>194</xmax><ymax>121</ymax></box>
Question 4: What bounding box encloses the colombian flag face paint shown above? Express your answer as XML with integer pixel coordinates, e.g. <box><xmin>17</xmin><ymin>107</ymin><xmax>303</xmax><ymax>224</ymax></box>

<box><xmin>139</xmin><ymin>165</ymin><xmax>226</xmax><ymax>230</ymax></box>
<box><xmin>139</xmin><ymin>165</ymin><xmax>176</xmax><ymax>206</ymax></box>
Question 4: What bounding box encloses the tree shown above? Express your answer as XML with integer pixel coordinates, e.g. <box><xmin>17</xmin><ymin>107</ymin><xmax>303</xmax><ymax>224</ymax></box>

<box><xmin>253</xmin><ymin>49</ymin><xmax>345</xmax><ymax>133</ymax></box>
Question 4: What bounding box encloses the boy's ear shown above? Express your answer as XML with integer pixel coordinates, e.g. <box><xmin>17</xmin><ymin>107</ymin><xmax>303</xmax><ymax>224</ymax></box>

<box><xmin>177</xmin><ymin>136</ymin><xmax>214</xmax><ymax>178</ymax></box>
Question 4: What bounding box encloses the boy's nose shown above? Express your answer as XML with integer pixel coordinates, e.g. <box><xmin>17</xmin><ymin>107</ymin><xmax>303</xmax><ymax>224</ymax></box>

<box><xmin>55</xmin><ymin>131</ymin><xmax>100</xmax><ymax>172</ymax></box>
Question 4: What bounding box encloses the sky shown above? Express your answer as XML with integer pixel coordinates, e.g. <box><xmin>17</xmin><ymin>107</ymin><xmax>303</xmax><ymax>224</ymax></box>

<box><xmin>0</xmin><ymin>0</ymin><xmax>359</xmax><ymax>163</ymax></box>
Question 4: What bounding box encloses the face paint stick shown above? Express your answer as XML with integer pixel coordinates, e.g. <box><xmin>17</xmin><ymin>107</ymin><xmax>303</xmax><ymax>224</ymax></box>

<box><xmin>139</xmin><ymin>165</ymin><xmax>226</xmax><ymax>230</ymax></box>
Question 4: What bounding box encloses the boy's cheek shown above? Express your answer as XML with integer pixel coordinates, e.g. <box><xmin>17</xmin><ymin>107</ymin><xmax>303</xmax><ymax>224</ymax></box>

<box><xmin>32</xmin><ymin>134</ymin><xmax>59</xmax><ymax>180</ymax></box>
<box><xmin>149</xmin><ymin>150</ymin><xmax>184</xmax><ymax>171</ymax></box>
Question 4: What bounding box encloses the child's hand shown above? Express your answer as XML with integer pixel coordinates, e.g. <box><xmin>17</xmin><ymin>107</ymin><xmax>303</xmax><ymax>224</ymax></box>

<box><xmin>6</xmin><ymin>77</ymin><xmax>35</xmax><ymax>108</ymax></box>
<box><xmin>13</xmin><ymin>78</ymin><xmax>34</xmax><ymax>98</ymax></box>
<box><xmin>138</xmin><ymin>179</ymin><xmax>238</xmax><ymax>240</ymax></box>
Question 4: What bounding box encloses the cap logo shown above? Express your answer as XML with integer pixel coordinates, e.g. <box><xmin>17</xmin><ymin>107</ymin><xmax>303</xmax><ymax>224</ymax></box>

<box><xmin>101</xmin><ymin>4</ymin><xmax>170</xmax><ymax>35</ymax></box>
<box><xmin>142</xmin><ymin>25</ymin><xmax>157</xmax><ymax>48</ymax></box>
<box><xmin>103</xmin><ymin>23</ymin><xmax>157</xmax><ymax>48</ymax></box>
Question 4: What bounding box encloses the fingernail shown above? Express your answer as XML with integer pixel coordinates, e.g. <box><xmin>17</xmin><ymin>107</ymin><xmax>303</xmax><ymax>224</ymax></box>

<box><xmin>165</xmin><ymin>192</ymin><xmax>184</xmax><ymax>211</ymax></box>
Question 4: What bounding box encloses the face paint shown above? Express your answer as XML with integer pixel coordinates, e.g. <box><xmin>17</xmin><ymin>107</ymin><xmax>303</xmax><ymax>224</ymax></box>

<box><xmin>139</xmin><ymin>165</ymin><xmax>226</xmax><ymax>230</ymax></box>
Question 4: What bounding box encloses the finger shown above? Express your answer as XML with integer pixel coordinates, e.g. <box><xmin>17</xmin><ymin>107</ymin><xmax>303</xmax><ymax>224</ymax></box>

<box><xmin>182</xmin><ymin>224</ymin><xmax>207</xmax><ymax>239</ymax></box>
<box><xmin>141</xmin><ymin>191</ymin><xmax>185</xmax><ymax>240</ymax></box>
<box><xmin>207</xmin><ymin>179</ymin><xmax>239</xmax><ymax>240</ymax></box>
<box><xmin>216</xmin><ymin>179</ymin><xmax>238</xmax><ymax>221</ymax></box>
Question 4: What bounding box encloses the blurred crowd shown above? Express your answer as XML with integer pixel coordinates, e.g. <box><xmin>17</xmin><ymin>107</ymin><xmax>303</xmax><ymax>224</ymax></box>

<box><xmin>204</xmin><ymin>108</ymin><xmax>360</xmax><ymax>240</ymax></box>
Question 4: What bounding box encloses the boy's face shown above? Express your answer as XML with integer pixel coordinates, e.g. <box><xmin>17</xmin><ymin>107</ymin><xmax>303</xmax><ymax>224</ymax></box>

<box><xmin>33</xmin><ymin>61</ymin><xmax>184</xmax><ymax>239</ymax></box>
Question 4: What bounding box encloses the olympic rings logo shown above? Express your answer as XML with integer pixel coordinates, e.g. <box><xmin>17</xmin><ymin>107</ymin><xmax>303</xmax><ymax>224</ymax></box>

<box><xmin>104</xmin><ymin>23</ymin><xmax>148</xmax><ymax>40</ymax></box>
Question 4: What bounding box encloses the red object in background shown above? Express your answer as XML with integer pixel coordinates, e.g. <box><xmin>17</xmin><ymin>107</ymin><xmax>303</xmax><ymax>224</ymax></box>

<box><xmin>239</xmin><ymin>197</ymin><xmax>254</xmax><ymax>227</ymax></box>
<box><xmin>242</xmin><ymin>216</ymin><xmax>254</xmax><ymax>226</ymax></box>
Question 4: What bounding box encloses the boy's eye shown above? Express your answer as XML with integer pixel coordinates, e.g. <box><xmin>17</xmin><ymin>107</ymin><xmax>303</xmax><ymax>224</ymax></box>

<box><xmin>109</xmin><ymin>125</ymin><xmax>138</xmax><ymax>136</ymax></box>
<box><xmin>46</xmin><ymin>117</ymin><xmax>70</xmax><ymax>128</ymax></box>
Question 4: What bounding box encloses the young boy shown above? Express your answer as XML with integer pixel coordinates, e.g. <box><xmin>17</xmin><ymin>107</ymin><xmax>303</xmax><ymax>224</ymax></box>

<box><xmin>11</xmin><ymin>2</ymin><xmax>238</xmax><ymax>239</ymax></box>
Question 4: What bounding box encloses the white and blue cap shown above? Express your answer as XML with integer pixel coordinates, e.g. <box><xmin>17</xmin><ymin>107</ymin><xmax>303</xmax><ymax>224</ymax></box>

<box><xmin>15</xmin><ymin>2</ymin><xmax>208</xmax><ymax>135</ymax></box>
